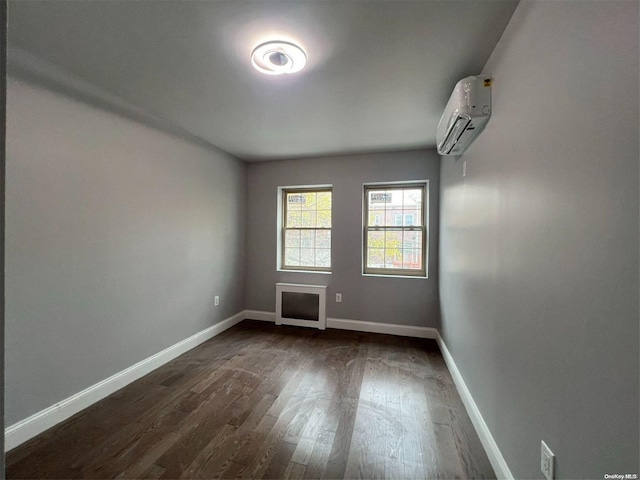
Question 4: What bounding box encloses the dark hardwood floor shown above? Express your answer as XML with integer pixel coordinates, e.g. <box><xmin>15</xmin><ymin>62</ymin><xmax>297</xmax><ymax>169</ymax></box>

<box><xmin>6</xmin><ymin>320</ymin><xmax>495</xmax><ymax>479</ymax></box>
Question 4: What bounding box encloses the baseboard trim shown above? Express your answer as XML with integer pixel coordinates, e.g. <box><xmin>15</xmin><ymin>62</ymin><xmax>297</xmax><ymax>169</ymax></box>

<box><xmin>5</xmin><ymin>311</ymin><xmax>245</xmax><ymax>452</ymax></box>
<box><xmin>327</xmin><ymin>317</ymin><xmax>438</xmax><ymax>339</ymax></box>
<box><xmin>436</xmin><ymin>332</ymin><xmax>513</xmax><ymax>480</ymax></box>
<box><xmin>243</xmin><ymin>310</ymin><xmax>276</xmax><ymax>322</ymax></box>
<box><xmin>243</xmin><ymin>311</ymin><xmax>437</xmax><ymax>339</ymax></box>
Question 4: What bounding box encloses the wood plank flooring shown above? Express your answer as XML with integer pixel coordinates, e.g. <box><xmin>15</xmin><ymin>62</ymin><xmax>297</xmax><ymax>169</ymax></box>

<box><xmin>6</xmin><ymin>320</ymin><xmax>495</xmax><ymax>479</ymax></box>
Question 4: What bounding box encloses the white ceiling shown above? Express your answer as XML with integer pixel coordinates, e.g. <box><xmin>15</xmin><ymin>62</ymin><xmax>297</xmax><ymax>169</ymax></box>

<box><xmin>8</xmin><ymin>0</ymin><xmax>518</xmax><ymax>161</ymax></box>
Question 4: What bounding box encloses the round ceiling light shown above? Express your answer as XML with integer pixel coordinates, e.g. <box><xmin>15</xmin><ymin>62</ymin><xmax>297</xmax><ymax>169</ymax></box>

<box><xmin>251</xmin><ymin>41</ymin><xmax>307</xmax><ymax>75</ymax></box>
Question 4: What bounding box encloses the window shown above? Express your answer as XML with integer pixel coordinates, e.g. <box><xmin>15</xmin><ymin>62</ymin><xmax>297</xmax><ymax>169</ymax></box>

<box><xmin>394</xmin><ymin>213</ymin><xmax>414</xmax><ymax>226</ymax></box>
<box><xmin>281</xmin><ymin>187</ymin><xmax>332</xmax><ymax>271</ymax></box>
<box><xmin>363</xmin><ymin>183</ymin><xmax>427</xmax><ymax>276</ymax></box>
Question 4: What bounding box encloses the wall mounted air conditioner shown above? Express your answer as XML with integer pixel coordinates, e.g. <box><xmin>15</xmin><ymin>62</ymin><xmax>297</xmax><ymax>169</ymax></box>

<box><xmin>436</xmin><ymin>75</ymin><xmax>492</xmax><ymax>156</ymax></box>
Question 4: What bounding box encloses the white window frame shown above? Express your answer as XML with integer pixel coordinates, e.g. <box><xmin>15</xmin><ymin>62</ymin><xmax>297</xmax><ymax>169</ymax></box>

<box><xmin>277</xmin><ymin>185</ymin><xmax>333</xmax><ymax>273</ymax></box>
<box><xmin>362</xmin><ymin>181</ymin><xmax>428</xmax><ymax>278</ymax></box>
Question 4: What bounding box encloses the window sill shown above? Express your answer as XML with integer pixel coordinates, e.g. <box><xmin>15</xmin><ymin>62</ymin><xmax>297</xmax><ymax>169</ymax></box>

<box><xmin>278</xmin><ymin>269</ymin><xmax>332</xmax><ymax>275</ymax></box>
<box><xmin>362</xmin><ymin>273</ymin><xmax>428</xmax><ymax>279</ymax></box>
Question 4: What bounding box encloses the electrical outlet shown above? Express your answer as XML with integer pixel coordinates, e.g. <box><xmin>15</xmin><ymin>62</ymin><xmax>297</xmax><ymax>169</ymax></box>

<box><xmin>336</xmin><ymin>293</ymin><xmax>342</xmax><ymax>303</ymax></box>
<box><xmin>214</xmin><ymin>296</ymin><xmax>220</xmax><ymax>306</ymax></box>
<box><xmin>541</xmin><ymin>441</ymin><xmax>554</xmax><ymax>480</ymax></box>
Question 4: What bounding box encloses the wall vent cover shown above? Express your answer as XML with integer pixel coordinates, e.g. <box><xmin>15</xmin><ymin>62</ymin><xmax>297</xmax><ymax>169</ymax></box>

<box><xmin>276</xmin><ymin>283</ymin><xmax>327</xmax><ymax>330</ymax></box>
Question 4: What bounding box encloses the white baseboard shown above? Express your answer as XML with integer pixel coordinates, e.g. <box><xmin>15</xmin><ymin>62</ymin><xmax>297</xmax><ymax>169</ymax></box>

<box><xmin>243</xmin><ymin>311</ymin><xmax>437</xmax><ymax>339</ymax></box>
<box><xmin>243</xmin><ymin>310</ymin><xmax>276</xmax><ymax>322</ymax></box>
<box><xmin>327</xmin><ymin>317</ymin><xmax>438</xmax><ymax>339</ymax></box>
<box><xmin>5</xmin><ymin>311</ymin><xmax>245</xmax><ymax>451</ymax></box>
<box><xmin>436</xmin><ymin>332</ymin><xmax>513</xmax><ymax>480</ymax></box>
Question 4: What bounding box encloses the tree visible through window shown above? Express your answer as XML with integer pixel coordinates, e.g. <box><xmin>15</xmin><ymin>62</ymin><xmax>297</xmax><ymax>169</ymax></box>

<box><xmin>364</xmin><ymin>183</ymin><xmax>427</xmax><ymax>276</ymax></box>
<box><xmin>281</xmin><ymin>188</ymin><xmax>332</xmax><ymax>271</ymax></box>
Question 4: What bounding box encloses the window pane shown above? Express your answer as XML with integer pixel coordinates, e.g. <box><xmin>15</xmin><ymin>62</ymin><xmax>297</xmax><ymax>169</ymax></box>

<box><xmin>300</xmin><ymin>192</ymin><xmax>317</xmax><ymax>210</ymax></box>
<box><xmin>365</xmin><ymin>229</ymin><xmax>424</xmax><ymax>271</ymax></box>
<box><xmin>367</xmin><ymin>231</ymin><xmax>384</xmax><ymax>249</ymax></box>
<box><xmin>316</xmin><ymin>210</ymin><xmax>331</xmax><ymax>228</ymax></box>
<box><xmin>403</xmin><ymin>189</ymin><xmax>422</xmax><ymax>209</ymax></box>
<box><xmin>300</xmin><ymin>230</ymin><xmax>315</xmax><ymax>248</ymax></box>
<box><xmin>300</xmin><ymin>248</ymin><xmax>315</xmax><ymax>266</ymax></box>
<box><xmin>384</xmin><ymin>230</ymin><xmax>402</xmax><ymax>250</ymax></box>
<box><xmin>368</xmin><ymin>190</ymin><xmax>389</xmax><ymax>211</ymax></box>
<box><xmin>369</xmin><ymin>213</ymin><xmax>383</xmax><ymax>226</ymax></box>
<box><xmin>402</xmin><ymin>249</ymin><xmax>423</xmax><ymax>269</ymax></box>
<box><xmin>317</xmin><ymin>191</ymin><xmax>332</xmax><ymax>210</ymax></box>
<box><xmin>286</xmin><ymin>211</ymin><xmax>302</xmax><ymax>227</ymax></box>
<box><xmin>403</xmin><ymin>230</ymin><xmax>422</xmax><ymax>251</ymax></box>
<box><xmin>301</xmin><ymin>211</ymin><xmax>316</xmax><ymax>227</ymax></box>
<box><xmin>284</xmin><ymin>247</ymin><xmax>300</xmax><ymax>266</ymax></box>
<box><xmin>316</xmin><ymin>230</ymin><xmax>331</xmax><ymax>249</ymax></box>
<box><xmin>366</xmin><ymin>188</ymin><xmax>424</xmax><ymax>227</ymax></box>
<box><xmin>384</xmin><ymin>211</ymin><xmax>399</xmax><ymax>226</ymax></box>
<box><xmin>285</xmin><ymin>230</ymin><xmax>300</xmax><ymax>248</ymax></box>
<box><xmin>402</xmin><ymin>249</ymin><xmax>412</xmax><ymax>269</ymax></box>
<box><xmin>286</xmin><ymin>193</ymin><xmax>305</xmax><ymax>210</ymax></box>
<box><xmin>384</xmin><ymin>229</ymin><xmax>403</xmax><ymax>269</ymax></box>
<box><xmin>403</xmin><ymin>211</ymin><xmax>420</xmax><ymax>226</ymax></box>
<box><xmin>385</xmin><ymin>250</ymin><xmax>398</xmax><ymax>269</ymax></box>
<box><xmin>367</xmin><ymin>248</ymin><xmax>384</xmax><ymax>268</ymax></box>
<box><xmin>315</xmin><ymin>249</ymin><xmax>331</xmax><ymax>268</ymax></box>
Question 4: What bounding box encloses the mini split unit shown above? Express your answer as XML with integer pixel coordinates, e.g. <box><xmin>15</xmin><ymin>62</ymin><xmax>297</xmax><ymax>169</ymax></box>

<box><xmin>437</xmin><ymin>75</ymin><xmax>492</xmax><ymax>156</ymax></box>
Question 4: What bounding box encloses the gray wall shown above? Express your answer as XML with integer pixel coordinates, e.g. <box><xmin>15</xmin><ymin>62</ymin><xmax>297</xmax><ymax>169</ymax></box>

<box><xmin>439</xmin><ymin>1</ymin><xmax>639</xmax><ymax>478</ymax></box>
<box><xmin>5</xmin><ymin>76</ymin><xmax>246</xmax><ymax>426</ymax></box>
<box><xmin>246</xmin><ymin>150</ymin><xmax>440</xmax><ymax>327</ymax></box>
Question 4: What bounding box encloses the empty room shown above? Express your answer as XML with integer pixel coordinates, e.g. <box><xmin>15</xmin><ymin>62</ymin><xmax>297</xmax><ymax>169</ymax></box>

<box><xmin>2</xmin><ymin>0</ymin><xmax>639</xmax><ymax>479</ymax></box>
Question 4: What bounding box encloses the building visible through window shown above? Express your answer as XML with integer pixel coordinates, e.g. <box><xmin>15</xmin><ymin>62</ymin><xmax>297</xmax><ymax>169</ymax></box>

<box><xmin>363</xmin><ymin>183</ymin><xmax>427</xmax><ymax>276</ymax></box>
<box><xmin>281</xmin><ymin>187</ymin><xmax>332</xmax><ymax>271</ymax></box>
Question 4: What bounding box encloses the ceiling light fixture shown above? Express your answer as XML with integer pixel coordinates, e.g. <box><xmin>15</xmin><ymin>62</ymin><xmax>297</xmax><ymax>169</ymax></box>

<box><xmin>251</xmin><ymin>40</ymin><xmax>307</xmax><ymax>75</ymax></box>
